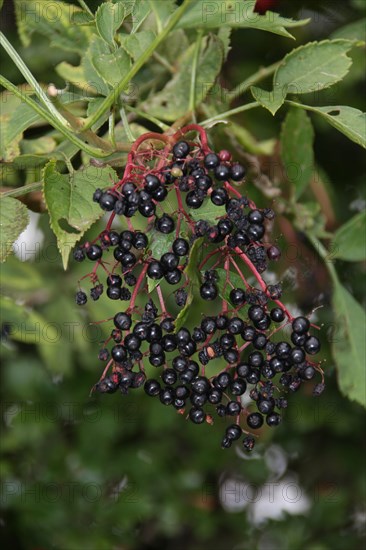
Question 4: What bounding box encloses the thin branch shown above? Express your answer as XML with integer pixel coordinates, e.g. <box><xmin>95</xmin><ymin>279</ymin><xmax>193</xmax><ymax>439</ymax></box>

<box><xmin>200</xmin><ymin>102</ymin><xmax>260</xmax><ymax>127</ymax></box>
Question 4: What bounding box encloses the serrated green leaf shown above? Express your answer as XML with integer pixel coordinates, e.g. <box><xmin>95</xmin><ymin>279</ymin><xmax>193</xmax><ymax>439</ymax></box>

<box><xmin>190</xmin><ymin>201</ymin><xmax>226</xmax><ymax>222</ymax></box>
<box><xmin>119</xmin><ymin>31</ymin><xmax>156</xmax><ymax>60</ymax></box>
<box><xmin>332</xmin><ymin>281</ymin><xmax>366</xmax><ymax>407</ymax></box>
<box><xmin>92</xmin><ymin>47</ymin><xmax>131</xmax><ymax>87</ymax></box>
<box><xmin>82</xmin><ymin>36</ymin><xmax>112</xmax><ymax>96</ymax></box>
<box><xmin>142</xmin><ymin>34</ymin><xmax>223</xmax><ymax>121</ymax></box>
<box><xmin>251</xmin><ymin>85</ymin><xmax>284</xmax><ymax>116</ymax></box>
<box><xmin>71</xmin><ymin>11</ymin><xmax>95</xmax><ymax>26</ymax></box>
<box><xmin>43</xmin><ymin>161</ymin><xmax>117</xmax><ymax>269</ymax></box>
<box><xmin>177</xmin><ymin>0</ymin><xmax>309</xmax><ymax>39</ymax></box>
<box><xmin>14</xmin><ymin>0</ymin><xmax>92</xmax><ymax>53</ymax></box>
<box><xmin>253</xmin><ymin>40</ymin><xmax>355</xmax><ymax>115</ymax></box>
<box><xmin>287</xmin><ymin>102</ymin><xmax>366</xmax><ymax>149</ymax></box>
<box><xmin>331</xmin><ymin>210</ymin><xmax>366</xmax><ymax>261</ymax></box>
<box><xmin>280</xmin><ymin>107</ymin><xmax>314</xmax><ymax>199</ymax></box>
<box><xmin>95</xmin><ymin>2</ymin><xmax>125</xmax><ymax>46</ymax></box>
<box><xmin>129</xmin><ymin>0</ymin><xmax>151</xmax><ymax>33</ymax></box>
<box><xmin>0</xmin><ymin>197</ymin><xmax>29</xmax><ymax>262</ymax></box>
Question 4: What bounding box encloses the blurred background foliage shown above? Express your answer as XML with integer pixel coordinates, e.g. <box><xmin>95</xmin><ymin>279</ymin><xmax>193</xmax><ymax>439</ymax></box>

<box><xmin>1</xmin><ymin>1</ymin><xmax>366</xmax><ymax>549</ymax></box>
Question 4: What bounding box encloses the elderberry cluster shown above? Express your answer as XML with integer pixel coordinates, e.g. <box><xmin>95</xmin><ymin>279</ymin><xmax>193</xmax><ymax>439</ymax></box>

<box><xmin>73</xmin><ymin>128</ymin><xmax>324</xmax><ymax>451</ymax></box>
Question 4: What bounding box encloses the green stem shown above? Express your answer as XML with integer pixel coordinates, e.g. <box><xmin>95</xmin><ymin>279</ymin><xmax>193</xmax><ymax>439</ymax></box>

<box><xmin>48</xmin><ymin>91</ymin><xmax>113</xmax><ymax>151</ymax></box>
<box><xmin>307</xmin><ymin>233</ymin><xmax>339</xmax><ymax>286</ymax></box>
<box><xmin>76</xmin><ymin>0</ymin><xmax>93</xmax><ymax>16</ymax></box>
<box><xmin>120</xmin><ymin>107</ymin><xmax>135</xmax><ymax>142</ymax></box>
<box><xmin>124</xmin><ymin>105</ymin><xmax>170</xmax><ymax>131</ymax></box>
<box><xmin>189</xmin><ymin>30</ymin><xmax>204</xmax><ymax>121</ymax></box>
<box><xmin>0</xmin><ymin>75</ymin><xmax>112</xmax><ymax>158</ymax></box>
<box><xmin>0</xmin><ymin>32</ymin><xmax>69</xmax><ymax>129</ymax></box>
<box><xmin>82</xmin><ymin>0</ymin><xmax>193</xmax><ymax>131</ymax></box>
<box><xmin>109</xmin><ymin>111</ymin><xmax>117</xmax><ymax>148</ymax></box>
<box><xmin>229</xmin><ymin>61</ymin><xmax>280</xmax><ymax>103</ymax></box>
<box><xmin>1</xmin><ymin>182</ymin><xmax>42</xmax><ymax>198</ymax></box>
<box><xmin>200</xmin><ymin>102</ymin><xmax>260</xmax><ymax>127</ymax></box>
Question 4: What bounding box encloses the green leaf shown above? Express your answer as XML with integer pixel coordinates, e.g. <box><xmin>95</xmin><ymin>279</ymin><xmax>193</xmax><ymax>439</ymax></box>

<box><xmin>251</xmin><ymin>85</ymin><xmax>284</xmax><ymax>116</ymax></box>
<box><xmin>286</xmin><ymin>102</ymin><xmax>366</xmax><ymax>149</ymax></box>
<box><xmin>14</xmin><ymin>0</ymin><xmax>92</xmax><ymax>53</ymax></box>
<box><xmin>177</xmin><ymin>0</ymin><xmax>309</xmax><ymax>39</ymax></box>
<box><xmin>82</xmin><ymin>36</ymin><xmax>113</xmax><ymax>96</ymax></box>
<box><xmin>148</xmin><ymin>0</ymin><xmax>175</xmax><ymax>30</ymax></box>
<box><xmin>95</xmin><ymin>2</ymin><xmax>125</xmax><ymax>46</ymax></box>
<box><xmin>56</xmin><ymin>62</ymin><xmax>91</xmax><ymax>92</ymax></box>
<box><xmin>253</xmin><ymin>40</ymin><xmax>354</xmax><ymax>115</ymax></box>
<box><xmin>147</xmin><ymin>230</ymin><xmax>176</xmax><ymax>293</ymax></box>
<box><xmin>129</xmin><ymin>0</ymin><xmax>152</xmax><ymax>33</ymax></box>
<box><xmin>190</xmin><ymin>201</ymin><xmax>226</xmax><ymax>222</ymax></box>
<box><xmin>142</xmin><ymin>34</ymin><xmax>223</xmax><ymax>121</ymax></box>
<box><xmin>119</xmin><ymin>31</ymin><xmax>156</xmax><ymax>60</ymax></box>
<box><xmin>0</xmin><ymin>256</ymin><xmax>44</xmax><ymax>292</ymax></box>
<box><xmin>214</xmin><ymin>268</ymin><xmax>246</xmax><ymax>305</ymax></box>
<box><xmin>92</xmin><ymin>47</ymin><xmax>131</xmax><ymax>87</ymax></box>
<box><xmin>0</xmin><ymin>116</ymin><xmax>22</xmax><ymax>161</ymax></box>
<box><xmin>21</xmin><ymin>136</ymin><xmax>57</xmax><ymax>155</ymax></box>
<box><xmin>175</xmin><ymin>237</ymin><xmax>204</xmax><ymax>331</ymax></box>
<box><xmin>332</xmin><ymin>281</ymin><xmax>366</xmax><ymax>407</ymax></box>
<box><xmin>149</xmin><ymin>229</ymin><xmax>176</xmax><ymax>260</ymax></box>
<box><xmin>230</xmin><ymin>122</ymin><xmax>276</xmax><ymax>156</ymax></box>
<box><xmin>280</xmin><ymin>107</ymin><xmax>314</xmax><ymax>199</ymax></box>
<box><xmin>0</xmin><ymin>296</ymin><xmax>50</xmax><ymax>344</ymax></box>
<box><xmin>0</xmin><ymin>197</ymin><xmax>29</xmax><ymax>262</ymax></box>
<box><xmin>331</xmin><ymin>210</ymin><xmax>366</xmax><ymax>262</ymax></box>
<box><xmin>331</xmin><ymin>18</ymin><xmax>366</xmax><ymax>43</ymax></box>
<box><xmin>71</xmin><ymin>11</ymin><xmax>95</xmax><ymax>26</ymax></box>
<box><xmin>43</xmin><ymin>161</ymin><xmax>117</xmax><ymax>269</ymax></box>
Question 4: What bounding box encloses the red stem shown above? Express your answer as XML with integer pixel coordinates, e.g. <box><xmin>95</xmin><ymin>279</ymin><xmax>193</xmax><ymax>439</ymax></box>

<box><xmin>156</xmin><ymin>284</ymin><xmax>168</xmax><ymax>316</ymax></box>
<box><xmin>128</xmin><ymin>263</ymin><xmax>148</xmax><ymax>311</ymax></box>
<box><xmin>233</xmin><ymin>247</ymin><xmax>293</xmax><ymax>320</ymax></box>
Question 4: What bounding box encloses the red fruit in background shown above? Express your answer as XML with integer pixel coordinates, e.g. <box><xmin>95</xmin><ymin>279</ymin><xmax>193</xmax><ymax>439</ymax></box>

<box><xmin>254</xmin><ymin>0</ymin><xmax>280</xmax><ymax>14</ymax></box>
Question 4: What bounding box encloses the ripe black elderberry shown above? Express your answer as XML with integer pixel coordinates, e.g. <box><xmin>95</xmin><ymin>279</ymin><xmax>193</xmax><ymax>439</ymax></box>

<box><xmin>76</xmin><ymin>127</ymin><xmax>324</xmax><ymax>451</ymax></box>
